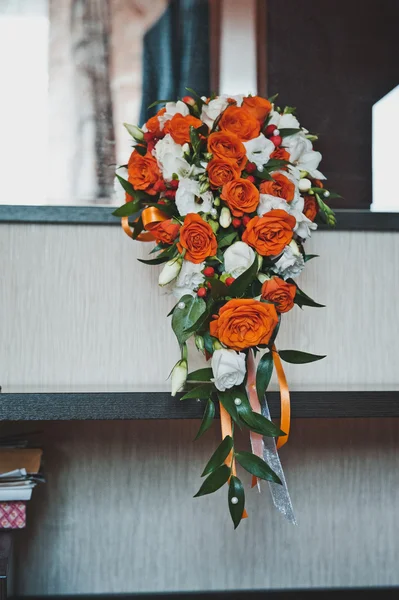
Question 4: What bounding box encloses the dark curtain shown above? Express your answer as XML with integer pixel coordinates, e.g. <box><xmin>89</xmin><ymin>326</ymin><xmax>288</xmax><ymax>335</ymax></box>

<box><xmin>139</xmin><ymin>0</ymin><xmax>210</xmax><ymax>124</ymax></box>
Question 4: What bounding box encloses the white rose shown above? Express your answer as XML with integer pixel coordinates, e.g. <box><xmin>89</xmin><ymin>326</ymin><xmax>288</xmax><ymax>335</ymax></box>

<box><xmin>243</xmin><ymin>134</ymin><xmax>274</xmax><ymax>170</ymax></box>
<box><xmin>153</xmin><ymin>134</ymin><xmax>190</xmax><ymax>181</ymax></box>
<box><xmin>223</xmin><ymin>241</ymin><xmax>256</xmax><ymax>278</ymax></box>
<box><xmin>211</xmin><ymin>349</ymin><xmax>246</xmax><ymax>392</ymax></box>
<box><xmin>201</xmin><ymin>97</ymin><xmax>229</xmax><ymax>129</ymax></box>
<box><xmin>158</xmin><ymin>101</ymin><xmax>189</xmax><ymax>129</ymax></box>
<box><xmin>172</xmin><ymin>260</ymin><xmax>205</xmax><ymax>299</ymax></box>
<box><xmin>274</xmin><ymin>240</ymin><xmax>304</xmax><ymax>280</ymax></box>
<box><xmin>175</xmin><ymin>178</ymin><xmax>213</xmax><ymax>216</ymax></box>
<box><xmin>257</xmin><ymin>194</ymin><xmax>290</xmax><ymax>216</ymax></box>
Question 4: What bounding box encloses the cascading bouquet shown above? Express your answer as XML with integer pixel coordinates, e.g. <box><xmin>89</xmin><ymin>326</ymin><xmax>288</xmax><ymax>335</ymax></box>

<box><xmin>114</xmin><ymin>91</ymin><xmax>338</xmax><ymax>528</ymax></box>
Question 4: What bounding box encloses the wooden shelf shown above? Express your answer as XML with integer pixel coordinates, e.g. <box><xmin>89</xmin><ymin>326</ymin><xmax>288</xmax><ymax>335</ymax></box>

<box><xmin>0</xmin><ymin>391</ymin><xmax>398</xmax><ymax>420</ymax></box>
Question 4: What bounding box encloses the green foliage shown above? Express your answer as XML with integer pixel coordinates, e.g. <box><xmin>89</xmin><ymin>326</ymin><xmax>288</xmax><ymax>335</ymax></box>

<box><xmin>171</xmin><ymin>295</ymin><xmax>207</xmax><ymax>344</ymax></box>
<box><xmin>194</xmin><ymin>465</ymin><xmax>231</xmax><ymax>497</ymax></box>
<box><xmin>112</xmin><ymin>201</ymin><xmax>141</xmax><ymax>218</ymax></box>
<box><xmin>187</xmin><ymin>368</ymin><xmax>213</xmax><ymax>382</ymax></box>
<box><xmin>278</xmin><ymin>128</ymin><xmax>301</xmax><ymax>137</ymax></box>
<box><xmin>201</xmin><ymin>436</ymin><xmax>233</xmax><ymax>477</ymax></box>
<box><xmin>278</xmin><ymin>350</ymin><xmax>326</xmax><ymax>364</ymax></box>
<box><xmin>180</xmin><ymin>383</ymin><xmax>212</xmax><ymax>401</ymax></box>
<box><xmin>194</xmin><ymin>398</ymin><xmax>216</xmax><ymax>440</ymax></box>
<box><xmin>228</xmin><ymin>476</ymin><xmax>245</xmax><ymax>529</ymax></box>
<box><xmin>227</xmin><ymin>257</ymin><xmax>258</xmax><ymax>297</ymax></box>
<box><xmin>236</xmin><ymin>451</ymin><xmax>282</xmax><ymax>484</ymax></box>
<box><xmin>256</xmin><ymin>351</ymin><xmax>274</xmax><ymax>401</ymax></box>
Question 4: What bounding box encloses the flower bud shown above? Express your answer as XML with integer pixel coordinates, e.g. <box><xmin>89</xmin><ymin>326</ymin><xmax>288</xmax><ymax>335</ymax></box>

<box><xmin>213</xmin><ymin>340</ymin><xmax>223</xmax><ymax>351</ymax></box>
<box><xmin>213</xmin><ymin>197</ymin><xmax>220</xmax><ymax>207</ymax></box>
<box><xmin>204</xmin><ymin>152</ymin><xmax>213</xmax><ymax>160</ymax></box>
<box><xmin>171</xmin><ymin>359</ymin><xmax>188</xmax><ymax>396</ymax></box>
<box><xmin>195</xmin><ymin>335</ymin><xmax>205</xmax><ymax>352</ymax></box>
<box><xmin>199</xmin><ymin>180</ymin><xmax>210</xmax><ymax>194</ymax></box>
<box><xmin>158</xmin><ymin>258</ymin><xmax>182</xmax><ymax>286</ymax></box>
<box><xmin>298</xmin><ymin>178</ymin><xmax>311</xmax><ymax>193</ymax></box>
<box><xmin>209</xmin><ymin>220</ymin><xmax>220</xmax><ymax>234</ymax></box>
<box><xmin>257</xmin><ymin>272</ymin><xmax>269</xmax><ymax>284</ymax></box>
<box><xmin>123</xmin><ymin>122</ymin><xmax>144</xmax><ymax>141</ymax></box>
<box><xmin>220</xmin><ymin>207</ymin><xmax>232</xmax><ymax>228</ymax></box>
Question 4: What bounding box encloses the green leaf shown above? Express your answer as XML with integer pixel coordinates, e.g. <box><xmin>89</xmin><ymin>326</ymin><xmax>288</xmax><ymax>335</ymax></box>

<box><xmin>202</xmin><ymin>331</ymin><xmax>216</xmax><ymax>355</ymax></box>
<box><xmin>283</xmin><ymin>106</ymin><xmax>296</xmax><ymax>115</ymax></box>
<box><xmin>278</xmin><ymin>350</ymin><xmax>326</xmax><ymax>364</ymax></box>
<box><xmin>279</xmin><ymin>128</ymin><xmax>301</xmax><ymax>137</ymax></box>
<box><xmin>194</xmin><ymin>464</ymin><xmax>230</xmax><ymax>497</ymax></box>
<box><xmin>227</xmin><ymin>256</ymin><xmax>258</xmax><ymax>297</ymax></box>
<box><xmin>268</xmin><ymin>93</ymin><xmax>279</xmax><ymax>103</ymax></box>
<box><xmin>201</xmin><ymin>436</ymin><xmax>233</xmax><ymax>477</ymax></box>
<box><xmin>180</xmin><ymin>383</ymin><xmax>212</xmax><ymax>401</ymax></box>
<box><xmin>115</xmin><ymin>174</ymin><xmax>136</xmax><ymax>198</ymax></box>
<box><xmin>210</xmin><ymin>278</ymin><xmax>228</xmax><ymax>299</ymax></box>
<box><xmin>217</xmin><ymin>390</ymin><xmax>241</xmax><ymax>425</ymax></box>
<box><xmin>147</xmin><ymin>99</ymin><xmax>172</xmax><ymax>109</ymax></box>
<box><xmin>167</xmin><ymin>303</ymin><xmax>178</xmax><ymax>317</ymax></box>
<box><xmin>315</xmin><ymin>194</ymin><xmax>336</xmax><ymax>227</ymax></box>
<box><xmin>187</xmin><ymin>368</ymin><xmax>213</xmax><ymax>382</ymax></box>
<box><xmin>254</xmin><ymin>169</ymin><xmax>273</xmax><ymax>180</ymax></box>
<box><xmin>144</xmin><ymin>202</ymin><xmax>178</xmax><ymax>218</ymax></box>
<box><xmin>256</xmin><ymin>351</ymin><xmax>273</xmax><ymax>401</ymax></box>
<box><xmin>194</xmin><ymin>398</ymin><xmax>215</xmax><ymax>440</ymax></box>
<box><xmin>304</xmin><ymin>254</ymin><xmax>319</xmax><ymax>262</ymax></box>
<box><xmin>134</xmin><ymin>144</ymin><xmax>147</xmax><ymax>157</ymax></box>
<box><xmin>172</xmin><ymin>294</ymin><xmax>207</xmax><ymax>344</ymax></box>
<box><xmin>240</xmin><ymin>410</ymin><xmax>285</xmax><ymax>438</ymax></box>
<box><xmin>264</xmin><ymin>159</ymin><xmax>291</xmax><ymax>170</ymax></box>
<box><xmin>185</xmin><ymin>87</ymin><xmax>205</xmax><ymax>109</ymax></box>
<box><xmin>294</xmin><ymin>287</ymin><xmax>325</xmax><ymax>309</ymax></box>
<box><xmin>111</xmin><ymin>201</ymin><xmax>141</xmax><ymax>218</ymax></box>
<box><xmin>236</xmin><ymin>451</ymin><xmax>282</xmax><ymax>484</ymax></box>
<box><xmin>218</xmin><ymin>231</ymin><xmax>238</xmax><ymax>249</ymax></box>
<box><xmin>228</xmin><ymin>476</ymin><xmax>245</xmax><ymax>529</ymax></box>
<box><xmin>137</xmin><ymin>254</ymin><xmax>172</xmax><ymax>265</ymax></box>
<box><xmin>132</xmin><ymin>216</ymin><xmax>144</xmax><ymax>240</ymax></box>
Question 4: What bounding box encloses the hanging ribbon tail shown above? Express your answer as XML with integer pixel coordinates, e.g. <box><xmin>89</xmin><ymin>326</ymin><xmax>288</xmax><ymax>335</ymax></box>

<box><xmin>247</xmin><ymin>350</ymin><xmax>296</xmax><ymax>524</ymax></box>
<box><xmin>260</xmin><ymin>395</ymin><xmax>297</xmax><ymax>525</ymax></box>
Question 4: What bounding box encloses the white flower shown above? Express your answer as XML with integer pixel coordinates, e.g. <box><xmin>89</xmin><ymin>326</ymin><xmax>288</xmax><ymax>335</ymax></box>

<box><xmin>158</xmin><ymin>101</ymin><xmax>189</xmax><ymax>129</ymax></box>
<box><xmin>282</xmin><ymin>133</ymin><xmax>325</xmax><ymax>179</ymax></box>
<box><xmin>172</xmin><ymin>260</ymin><xmax>205</xmax><ymax>299</ymax></box>
<box><xmin>223</xmin><ymin>241</ymin><xmax>256</xmax><ymax>278</ymax></box>
<box><xmin>171</xmin><ymin>359</ymin><xmax>188</xmax><ymax>396</ymax></box>
<box><xmin>274</xmin><ymin>240</ymin><xmax>305</xmax><ymax>280</ymax></box>
<box><xmin>243</xmin><ymin>134</ymin><xmax>274</xmax><ymax>170</ymax></box>
<box><xmin>298</xmin><ymin>178</ymin><xmax>312</xmax><ymax>192</ymax></box>
<box><xmin>175</xmin><ymin>178</ymin><xmax>213</xmax><ymax>216</ymax></box>
<box><xmin>153</xmin><ymin>134</ymin><xmax>190</xmax><ymax>181</ymax></box>
<box><xmin>201</xmin><ymin>97</ymin><xmax>229</xmax><ymax>128</ymax></box>
<box><xmin>159</xmin><ymin>258</ymin><xmax>182</xmax><ymax>286</ymax></box>
<box><xmin>257</xmin><ymin>194</ymin><xmax>290</xmax><ymax>216</ymax></box>
<box><xmin>221</xmin><ymin>93</ymin><xmax>244</xmax><ymax>106</ymax></box>
<box><xmin>290</xmin><ymin>210</ymin><xmax>318</xmax><ymax>239</ymax></box>
<box><xmin>211</xmin><ymin>349</ymin><xmax>246</xmax><ymax>392</ymax></box>
<box><xmin>268</xmin><ymin>111</ymin><xmax>300</xmax><ymax>130</ymax></box>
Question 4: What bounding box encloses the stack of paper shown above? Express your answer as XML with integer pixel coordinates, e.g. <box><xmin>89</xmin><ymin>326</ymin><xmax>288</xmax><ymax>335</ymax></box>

<box><xmin>0</xmin><ymin>448</ymin><xmax>44</xmax><ymax>501</ymax></box>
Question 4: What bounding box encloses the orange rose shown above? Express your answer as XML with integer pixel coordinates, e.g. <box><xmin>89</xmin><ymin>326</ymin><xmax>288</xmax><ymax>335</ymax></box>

<box><xmin>242</xmin><ymin>209</ymin><xmax>296</xmax><ymax>256</ymax></box>
<box><xmin>177</xmin><ymin>213</ymin><xmax>218</xmax><ymax>263</ymax></box>
<box><xmin>242</xmin><ymin>95</ymin><xmax>272</xmax><ymax>123</ymax></box>
<box><xmin>207</xmin><ymin>131</ymin><xmax>247</xmax><ymax>169</ymax></box>
<box><xmin>271</xmin><ymin>147</ymin><xmax>290</xmax><ymax>162</ymax></box>
<box><xmin>207</xmin><ymin>158</ymin><xmax>241</xmax><ymax>189</ymax></box>
<box><xmin>261</xmin><ymin>277</ymin><xmax>296</xmax><ymax>313</ymax></box>
<box><xmin>128</xmin><ymin>150</ymin><xmax>161</xmax><ymax>195</ymax></box>
<box><xmin>220</xmin><ymin>178</ymin><xmax>260</xmax><ymax>216</ymax></box>
<box><xmin>219</xmin><ymin>106</ymin><xmax>260</xmax><ymax>141</ymax></box>
<box><xmin>150</xmin><ymin>219</ymin><xmax>180</xmax><ymax>245</ymax></box>
<box><xmin>312</xmin><ymin>179</ymin><xmax>324</xmax><ymax>189</ymax></box>
<box><xmin>209</xmin><ymin>298</ymin><xmax>278</xmax><ymax>351</ymax></box>
<box><xmin>163</xmin><ymin>113</ymin><xmax>203</xmax><ymax>145</ymax></box>
<box><xmin>145</xmin><ymin>116</ymin><xmax>162</xmax><ymax>138</ymax></box>
<box><xmin>259</xmin><ymin>173</ymin><xmax>296</xmax><ymax>202</ymax></box>
<box><xmin>303</xmin><ymin>196</ymin><xmax>319</xmax><ymax>222</ymax></box>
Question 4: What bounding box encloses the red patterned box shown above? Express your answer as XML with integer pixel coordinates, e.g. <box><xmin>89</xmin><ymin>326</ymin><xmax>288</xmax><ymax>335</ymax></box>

<box><xmin>0</xmin><ymin>502</ymin><xmax>26</xmax><ymax>529</ymax></box>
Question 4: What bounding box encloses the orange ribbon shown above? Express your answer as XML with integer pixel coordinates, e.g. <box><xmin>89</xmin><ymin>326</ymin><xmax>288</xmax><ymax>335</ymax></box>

<box><xmin>220</xmin><ymin>403</ymin><xmax>248</xmax><ymax>519</ymax></box>
<box><xmin>121</xmin><ymin>206</ymin><xmax>168</xmax><ymax>242</ymax></box>
<box><xmin>246</xmin><ymin>351</ymin><xmax>263</xmax><ymax>489</ymax></box>
<box><xmin>272</xmin><ymin>344</ymin><xmax>291</xmax><ymax>449</ymax></box>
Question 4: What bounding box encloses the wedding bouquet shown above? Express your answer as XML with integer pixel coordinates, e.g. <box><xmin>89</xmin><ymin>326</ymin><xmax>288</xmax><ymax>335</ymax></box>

<box><xmin>114</xmin><ymin>91</ymin><xmax>337</xmax><ymax>527</ymax></box>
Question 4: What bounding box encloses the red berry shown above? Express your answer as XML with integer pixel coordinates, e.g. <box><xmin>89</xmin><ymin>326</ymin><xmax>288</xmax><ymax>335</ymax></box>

<box><xmin>232</xmin><ymin>218</ymin><xmax>241</xmax><ymax>228</ymax></box>
<box><xmin>265</xmin><ymin>124</ymin><xmax>276</xmax><ymax>137</ymax></box>
<box><xmin>205</xmin><ymin>281</ymin><xmax>212</xmax><ymax>289</ymax></box>
<box><xmin>169</xmin><ymin>179</ymin><xmax>179</xmax><ymax>190</ymax></box>
<box><xmin>225</xmin><ymin>277</ymin><xmax>235</xmax><ymax>286</ymax></box>
<box><xmin>164</xmin><ymin>189</ymin><xmax>176</xmax><ymax>200</ymax></box>
<box><xmin>154</xmin><ymin>179</ymin><xmax>166</xmax><ymax>192</ymax></box>
<box><xmin>270</xmin><ymin>135</ymin><xmax>282</xmax><ymax>147</ymax></box>
<box><xmin>246</xmin><ymin>161</ymin><xmax>256</xmax><ymax>173</ymax></box>
<box><xmin>143</xmin><ymin>132</ymin><xmax>155</xmax><ymax>143</ymax></box>
<box><xmin>203</xmin><ymin>266</ymin><xmax>215</xmax><ymax>277</ymax></box>
<box><xmin>158</xmin><ymin>199</ymin><xmax>166</xmax><ymax>205</ymax></box>
<box><xmin>242</xmin><ymin>215</ymin><xmax>251</xmax><ymax>226</ymax></box>
<box><xmin>246</xmin><ymin>175</ymin><xmax>255</xmax><ymax>184</ymax></box>
<box><xmin>197</xmin><ymin>287</ymin><xmax>207</xmax><ymax>297</ymax></box>
<box><xmin>182</xmin><ymin>95</ymin><xmax>196</xmax><ymax>106</ymax></box>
